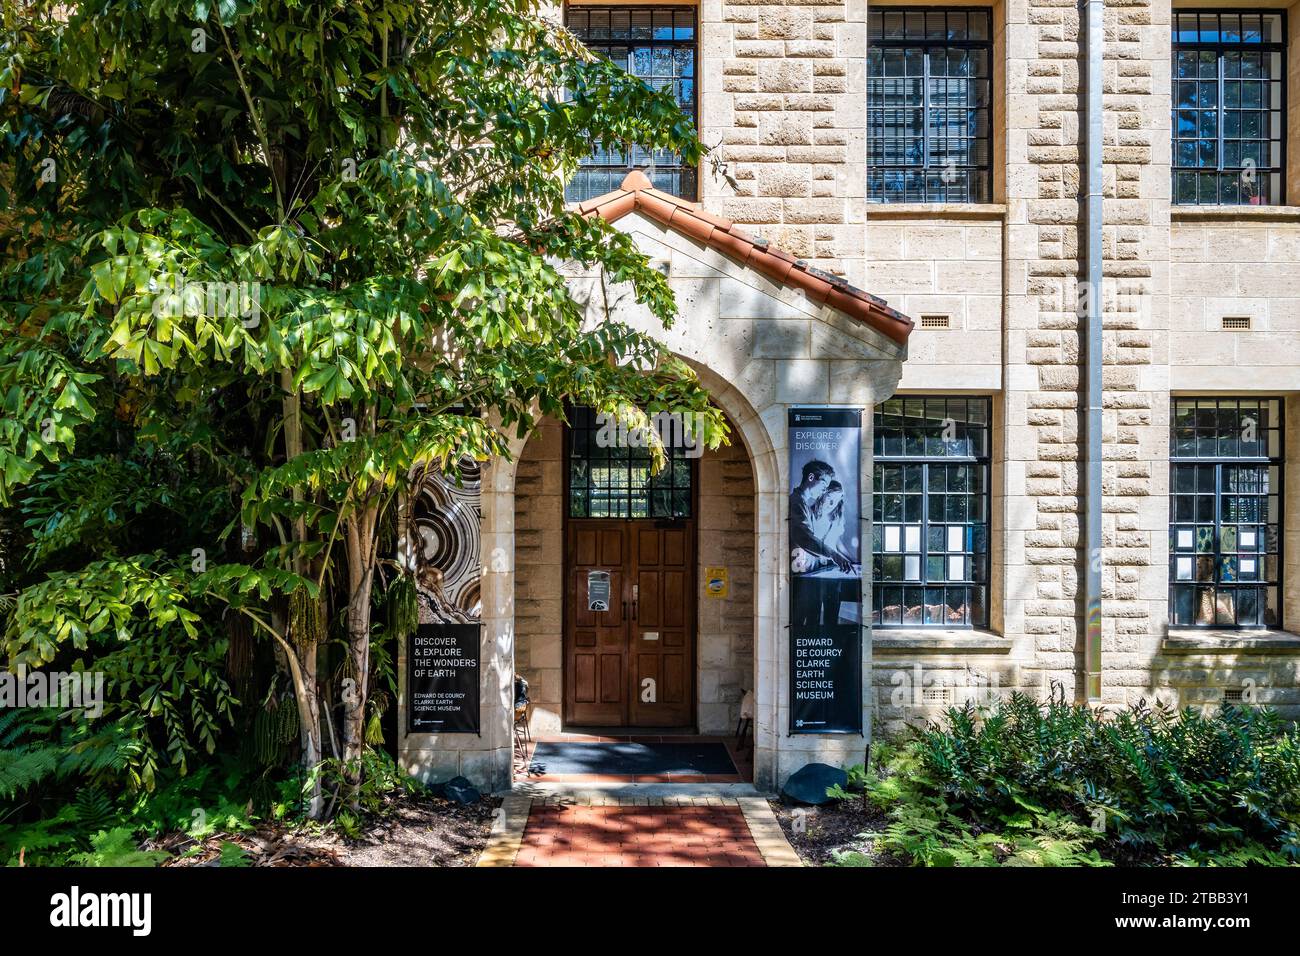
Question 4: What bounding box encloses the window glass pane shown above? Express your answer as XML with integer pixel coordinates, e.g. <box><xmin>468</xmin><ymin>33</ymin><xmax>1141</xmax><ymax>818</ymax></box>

<box><xmin>567</xmin><ymin>407</ymin><xmax>694</xmax><ymax>518</ymax></box>
<box><xmin>869</xmin><ymin>7</ymin><xmax>993</xmax><ymax>203</ymax></box>
<box><xmin>873</xmin><ymin>396</ymin><xmax>992</xmax><ymax>629</ymax></box>
<box><xmin>1168</xmin><ymin>398</ymin><xmax>1284</xmax><ymax>628</ymax></box>
<box><xmin>1171</xmin><ymin>12</ymin><xmax>1285</xmax><ymax>206</ymax></box>
<box><xmin>566</xmin><ymin>7</ymin><xmax>698</xmax><ymax>202</ymax></box>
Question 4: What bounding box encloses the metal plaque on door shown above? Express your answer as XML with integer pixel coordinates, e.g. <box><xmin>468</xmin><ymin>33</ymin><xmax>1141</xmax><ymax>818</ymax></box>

<box><xmin>587</xmin><ymin>570</ymin><xmax>611</xmax><ymax>611</ymax></box>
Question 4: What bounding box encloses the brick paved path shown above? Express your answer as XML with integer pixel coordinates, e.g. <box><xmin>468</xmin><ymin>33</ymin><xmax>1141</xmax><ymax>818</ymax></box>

<box><xmin>478</xmin><ymin>791</ymin><xmax>802</xmax><ymax>868</ymax></box>
<box><xmin>514</xmin><ymin>804</ymin><xmax>765</xmax><ymax>867</ymax></box>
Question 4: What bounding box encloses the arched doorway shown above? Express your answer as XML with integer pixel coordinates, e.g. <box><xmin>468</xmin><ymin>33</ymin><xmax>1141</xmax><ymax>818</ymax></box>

<box><xmin>512</xmin><ymin>398</ymin><xmax>759</xmax><ymax>742</ymax></box>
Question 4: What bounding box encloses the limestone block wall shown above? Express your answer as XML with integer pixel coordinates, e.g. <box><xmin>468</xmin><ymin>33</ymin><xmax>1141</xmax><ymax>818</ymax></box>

<box><xmin>1169</xmin><ymin>216</ymin><xmax>1300</xmax><ymax>389</ymax></box>
<box><xmin>994</xmin><ymin>0</ymin><xmax>1171</xmax><ymax>705</ymax></box>
<box><xmin>700</xmin><ymin>0</ymin><xmax>868</xmax><ymax>284</ymax></box>
<box><xmin>865</xmin><ymin>0</ymin><xmax>1300</xmax><ymax>724</ymax></box>
<box><xmin>866</xmin><ymin>211</ymin><xmax>1005</xmax><ymax>391</ymax></box>
<box><xmin>698</xmin><ymin>427</ymin><xmax>757</xmax><ymax>733</ymax></box>
<box><xmin>1289</xmin><ymin>397</ymin><xmax>1300</xmax><ymax>634</ymax></box>
<box><xmin>514</xmin><ymin>417</ymin><xmax>565</xmax><ymax>737</ymax></box>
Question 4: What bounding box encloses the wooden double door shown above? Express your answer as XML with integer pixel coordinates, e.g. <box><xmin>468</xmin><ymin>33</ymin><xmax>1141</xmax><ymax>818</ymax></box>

<box><xmin>564</xmin><ymin>519</ymin><xmax>695</xmax><ymax>727</ymax></box>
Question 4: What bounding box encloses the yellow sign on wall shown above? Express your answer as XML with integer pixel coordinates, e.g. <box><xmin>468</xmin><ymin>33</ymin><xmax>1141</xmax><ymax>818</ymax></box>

<box><xmin>704</xmin><ymin>567</ymin><xmax>728</xmax><ymax>599</ymax></box>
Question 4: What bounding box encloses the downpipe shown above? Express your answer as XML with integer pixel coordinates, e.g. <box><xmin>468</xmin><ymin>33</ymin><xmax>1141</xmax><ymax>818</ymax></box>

<box><xmin>1082</xmin><ymin>0</ymin><xmax>1104</xmax><ymax>702</ymax></box>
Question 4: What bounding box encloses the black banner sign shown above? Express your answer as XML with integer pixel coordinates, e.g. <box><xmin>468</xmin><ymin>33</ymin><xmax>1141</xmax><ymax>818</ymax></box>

<box><xmin>788</xmin><ymin>407</ymin><xmax>863</xmax><ymax>735</ymax></box>
<box><xmin>407</xmin><ymin>623</ymin><xmax>480</xmax><ymax>734</ymax></box>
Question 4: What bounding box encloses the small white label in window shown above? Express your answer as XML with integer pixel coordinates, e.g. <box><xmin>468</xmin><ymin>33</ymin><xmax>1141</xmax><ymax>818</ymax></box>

<box><xmin>904</xmin><ymin>555</ymin><xmax>921</xmax><ymax>580</ymax></box>
<box><xmin>905</xmin><ymin>526</ymin><xmax>921</xmax><ymax>552</ymax></box>
<box><xmin>1241</xmin><ymin>530</ymin><xmax>1257</xmax><ymax>549</ymax></box>
<box><xmin>949</xmin><ymin>556</ymin><xmax>965</xmax><ymax>581</ymax></box>
<box><xmin>1176</xmin><ymin>556</ymin><xmax>1193</xmax><ymax>580</ymax></box>
<box><xmin>885</xmin><ymin>526</ymin><xmax>901</xmax><ymax>552</ymax></box>
<box><xmin>1177</xmin><ymin>529</ymin><xmax>1194</xmax><ymax>550</ymax></box>
<box><xmin>948</xmin><ymin>526</ymin><xmax>963</xmax><ymax>553</ymax></box>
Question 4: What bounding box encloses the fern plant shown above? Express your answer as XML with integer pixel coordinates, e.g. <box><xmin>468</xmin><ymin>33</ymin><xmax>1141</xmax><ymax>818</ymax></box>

<box><xmin>68</xmin><ymin>828</ymin><xmax>168</xmax><ymax>868</ymax></box>
<box><xmin>831</xmin><ymin>694</ymin><xmax>1300</xmax><ymax>866</ymax></box>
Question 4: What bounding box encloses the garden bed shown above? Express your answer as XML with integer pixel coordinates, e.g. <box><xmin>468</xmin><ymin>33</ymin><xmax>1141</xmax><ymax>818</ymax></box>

<box><xmin>149</xmin><ymin>790</ymin><xmax>501</xmax><ymax>867</ymax></box>
<box><xmin>770</xmin><ymin>695</ymin><xmax>1300</xmax><ymax>867</ymax></box>
<box><xmin>770</xmin><ymin>799</ymin><xmax>896</xmax><ymax>866</ymax></box>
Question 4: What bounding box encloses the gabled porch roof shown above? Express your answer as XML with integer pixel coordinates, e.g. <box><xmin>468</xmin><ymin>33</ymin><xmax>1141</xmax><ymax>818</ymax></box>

<box><xmin>578</xmin><ymin>170</ymin><xmax>914</xmax><ymax>346</ymax></box>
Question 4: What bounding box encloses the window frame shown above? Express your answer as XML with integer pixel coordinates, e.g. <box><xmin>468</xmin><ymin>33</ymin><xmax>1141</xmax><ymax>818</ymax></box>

<box><xmin>563</xmin><ymin>3</ymin><xmax>700</xmax><ymax>203</ymax></box>
<box><xmin>867</xmin><ymin>6</ymin><xmax>995</xmax><ymax>204</ymax></box>
<box><xmin>872</xmin><ymin>395</ymin><xmax>993</xmax><ymax>629</ymax></box>
<box><xmin>565</xmin><ymin>405</ymin><xmax>697</xmax><ymax>520</ymax></box>
<box><xmin>1171</xmin><ymin>9</ymin><xmax>1288</xmax><ymax>206</ymax></box>
<box><xmin>1168</xmin><ymin>396</ymin><xmax>1286</xmax><ymax>630</ymax></box>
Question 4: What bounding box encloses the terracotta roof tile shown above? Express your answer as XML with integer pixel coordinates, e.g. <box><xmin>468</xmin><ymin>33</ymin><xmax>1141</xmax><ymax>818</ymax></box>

<box><xmin>579</xmin><ymin>170</ymin><xmax>914</xmax><ymax>346</ymax></box>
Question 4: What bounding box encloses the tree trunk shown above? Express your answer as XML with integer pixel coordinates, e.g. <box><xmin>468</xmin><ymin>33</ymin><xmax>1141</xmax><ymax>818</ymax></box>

<box><xmin>295</xmin><ymin>641</ymin><xmax>322</xmax><ymax>772</ymax></box>
<box><xmin>342</xmin><ymin>562</ymin><xmax>373</xmax><ymax>766</ymax></box>
<box><xmin>340</xmin><ymin>482</ymin><xmax>380</xmax><ymax>807</ymax></box>
<box><xmin>281</xmin><ymin>369</ymin><xmax>323</xmax><ymax>818</ymax></box>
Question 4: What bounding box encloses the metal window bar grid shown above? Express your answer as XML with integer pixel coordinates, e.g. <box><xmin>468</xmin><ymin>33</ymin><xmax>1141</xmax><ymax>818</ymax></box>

<box><xmin>1168</xmin><ymin>397</ymin><xmax>1285</xmax><ymax>629</ymax></box>
<box><xmin>867</xmin><ymin>8</ymin><xmax>994</xmax><ymax>203</ymax></box>
<box><xmin>872</xmin><ymin>396</ymin><xmax>992</xmax><ymax>628</ymax></box>
<box><xmin>1171</xmin><ymin>10</ymin><xmax>1286</xmax><ymax>205</ymax></box>
<box><xmin>567</xmin><ymin>406</ymin><xmax>694</xmax><ymax>519</ymax></box>
<box><xmin>565</xmin><ymin>6</ymin><xmax>698</xmax><ymax>202</ymax></box>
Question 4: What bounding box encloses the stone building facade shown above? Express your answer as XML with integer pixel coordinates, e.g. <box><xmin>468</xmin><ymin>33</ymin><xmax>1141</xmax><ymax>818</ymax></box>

<box><xmin>398</xmin><ymin>0</ymin><xmax>1300</xmax><ymax>793</ymax></box>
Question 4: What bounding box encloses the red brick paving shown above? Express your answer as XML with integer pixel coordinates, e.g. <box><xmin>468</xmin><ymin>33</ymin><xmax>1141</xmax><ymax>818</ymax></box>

<box><xmin>515</xmin><ymin>805</ymin><xmax>767</xmax><ymax>867</ymax></box>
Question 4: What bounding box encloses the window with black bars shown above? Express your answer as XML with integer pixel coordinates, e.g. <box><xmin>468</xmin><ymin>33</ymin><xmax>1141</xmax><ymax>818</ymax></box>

<box><xmin>873</xmin><ymin>396</ymin><xmax>991</xmax><ymax>628</ymax></box>
<box><xmin>567</xmin><ymin>406</ymin><xmax>694</xmax><ymax>519</ymax></box>
<box><xmin>564</xmin><ymin>6</ymin><xmax>697</xmax><ymax>202</ymax></box>
<box><xmin>1169</xmin><ymin>398</ymin><xmax>1284</xmax><ymax>629</ymax></box>
<box><xmin>1172</xmin><ymin>11</ymin><xmax>1286</xmax><ymax>205</ymax></box>
<box><xmin>867</xmin><ymin>8</ymin><xmax>993</xmax><ymax>203</ymax></box>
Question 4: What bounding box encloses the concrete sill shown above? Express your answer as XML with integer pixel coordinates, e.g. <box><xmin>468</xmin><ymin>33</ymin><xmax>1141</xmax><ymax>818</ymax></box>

<box><xmin>1171</xmin><ymin>205</ymin><xmax>1300</xmax><ymax>223</ymax></box>
<box><xmin>1162</xmin><ymin>629</ymin><xmax>1300</xmax><ymax>654</ymax></box>
<box><xmin>872</xmin><ymin>629</ymin><xmax>1013</xmax><ymax>653</ymax></box>
<box><xmin>866</xmin><ymin>203</ymin><xmax>1007</xmax><ymax>220</ymax></box>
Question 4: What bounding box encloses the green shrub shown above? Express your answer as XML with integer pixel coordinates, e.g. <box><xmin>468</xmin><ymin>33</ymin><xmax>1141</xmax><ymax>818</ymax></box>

<box><xmin>831</xmin><ymin>694</ymin><xmax>1300</xmax><ymax>866</ymax></box>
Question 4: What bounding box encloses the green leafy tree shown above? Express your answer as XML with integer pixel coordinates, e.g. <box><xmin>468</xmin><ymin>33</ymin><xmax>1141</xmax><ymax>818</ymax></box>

<box><xmin>2</xmin><ymin>0</ymin><xmax>725</xmax><ymax>813</ymax></box>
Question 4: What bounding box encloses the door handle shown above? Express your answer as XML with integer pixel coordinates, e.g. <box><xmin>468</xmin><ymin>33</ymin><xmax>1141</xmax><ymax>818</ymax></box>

<box><xmin>622</xmin><ymin>600</ymin><xmax>627</xmax><ymax>621</ymax></box>
<box><xmin>632</xmin><ymin>584</ymin><xmax>638</xmax><ymax>620</ymax></box>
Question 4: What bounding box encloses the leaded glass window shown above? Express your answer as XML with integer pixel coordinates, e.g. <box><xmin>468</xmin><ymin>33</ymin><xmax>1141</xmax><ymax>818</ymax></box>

<box><xmin>567</xmin><ymin>406</ymin><xmax>694</xmax><ymax>519</ymax></box>
<box><xmin>1172</xmin><ymin>11</ymin><xmax>1286</xmax><ymax>205</ymax></box>
<box><xmin>873</xmin><ymin>396</ymin><xmax>991</xmax><ymax>628</ymax></box>
<box><xmin>1169</xmin><ymin>398</ymin><xmax>1283</xmax><ymax>628</ymax></box>
<box><xmin>867</xmin><ymin>8</ymin><xmax>993</xmax><ymax>203</ymax></box>
<box><xmin>565</xmin><ymin>7</ymin><xmax>697</xmax><ymax>202</ymax></box>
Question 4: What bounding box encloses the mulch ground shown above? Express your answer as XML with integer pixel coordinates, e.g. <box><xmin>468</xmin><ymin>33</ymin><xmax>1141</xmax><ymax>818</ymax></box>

<box><xmin>770</xmin><ymin>798</ymin><xmax>1172</xmax><ymax>867</ymax></box>
<box><xmin>151</xmin><ymin>790</ymin><xmax>501</xmax><ymax>867</ymax></box>
<box><xmin>770</xmin><ymin>797</ymin><xmax>897</xmax><ymax>866</ymax></box>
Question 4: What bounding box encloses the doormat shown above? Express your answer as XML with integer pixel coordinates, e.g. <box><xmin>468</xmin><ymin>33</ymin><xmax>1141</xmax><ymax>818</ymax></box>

<box><xmin>527</xmin><ymin>741</ymin><xmax>737</xmax><ymax>776</ymax></box>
